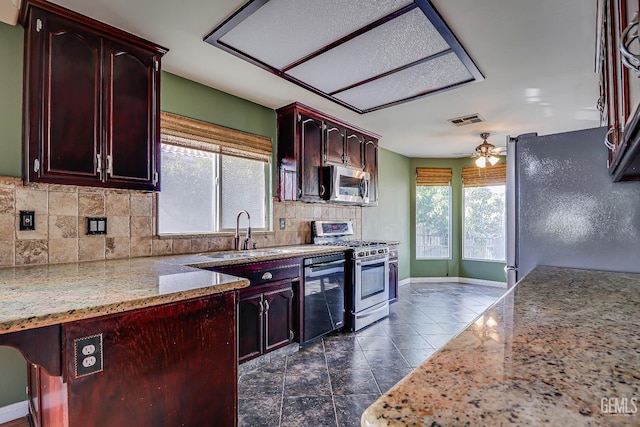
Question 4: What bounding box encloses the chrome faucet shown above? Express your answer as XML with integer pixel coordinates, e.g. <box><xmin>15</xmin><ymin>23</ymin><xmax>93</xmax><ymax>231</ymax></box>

<box><xmin>234</xmin><ymin>210</ymin><xmax>252</xmax><ymax>251</ymax></box>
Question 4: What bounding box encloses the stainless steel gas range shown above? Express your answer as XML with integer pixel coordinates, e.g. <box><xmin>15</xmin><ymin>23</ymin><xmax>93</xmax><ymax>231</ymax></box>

<box><xmin>312</xmin><ymin>221</ymin><xmax>390</xmax><ymax>331</ymax></box>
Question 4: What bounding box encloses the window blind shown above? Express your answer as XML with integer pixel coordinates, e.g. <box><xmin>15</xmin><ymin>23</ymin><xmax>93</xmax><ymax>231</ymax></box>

<box><xmin>416</xmin><ymin>167</ymin><xmax>452</xmax><ymax>186</ymax></box>
<box><xmin>160</xmin><ymin>111</ymin><xmax>272</xmax><ymax>162</ymax></box>
<box><xmin>462</xmin><ymin>163</ymin><xmax>507</xmax><ymax>187</ymax></box>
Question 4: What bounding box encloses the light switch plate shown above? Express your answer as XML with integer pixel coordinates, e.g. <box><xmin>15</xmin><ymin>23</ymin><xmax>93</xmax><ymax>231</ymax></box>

<box><xmin>279</xmin><ymin>218</ymin><xmax>286</xmax><ymax>230</ymax></box>
<box><xmin>86</xmin><ymin>217</ymin><xmax>107</xmax><ymax>235</ymax></box>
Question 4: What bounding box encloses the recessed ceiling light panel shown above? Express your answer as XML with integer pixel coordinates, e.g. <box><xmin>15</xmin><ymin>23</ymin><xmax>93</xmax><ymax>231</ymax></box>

<box><xmin>286</xmin><ymin>8</ymin><xmax>450</xmax><ymax>93</ymax></box>
<box><xmin>205</xmin><ymin>0</ymin><xmax>484</xmax><ymax>114</ymax></box>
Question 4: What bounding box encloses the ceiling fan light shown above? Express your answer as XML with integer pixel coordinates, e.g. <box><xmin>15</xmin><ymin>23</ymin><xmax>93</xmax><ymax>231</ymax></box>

<box><xmin>488</xmin><ymin>156</ymin><xmax>499</xmax><ymax>166</ymax></box>
<box><xmin>475</xmin><ymin>156</ymin><xmax>487</xmax><ymax>168</ymax></box>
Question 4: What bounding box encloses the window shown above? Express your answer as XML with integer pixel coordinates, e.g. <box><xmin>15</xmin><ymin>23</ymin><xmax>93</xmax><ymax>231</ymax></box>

<box><xmin>415</xmin><ymin>168</ymin><xmax>452</xmax><ymax>259</ymax></box>
<box><xmin>462</xmin><ymin>164</ymin><xmax>507</xmax><ymax>261</ymax></box>
<box><xmin>158</xmin><ymin>112</ymin><xmax>272</xmax><ymax>235</ymax></box>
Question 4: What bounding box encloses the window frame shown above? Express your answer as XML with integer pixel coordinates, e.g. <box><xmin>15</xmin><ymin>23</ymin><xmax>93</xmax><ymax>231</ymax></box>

<box><xmin>461</xmin><ymin>184</ymin><xmax>506</xmax><ymax>263</ymax></box>
<box><xmin>157</xmin><ymin>145</ymin><xmax>272</xmax><ymax>236</ymax></box>
<box><xmin>216</xmin><ymin>153</ymin><xmax>272</xmax><ymax>233</ymax></box>
<box><xmin>415</xmin><ymin>184</ymin><xmax>452</xmax><ymax>260</ymax></box>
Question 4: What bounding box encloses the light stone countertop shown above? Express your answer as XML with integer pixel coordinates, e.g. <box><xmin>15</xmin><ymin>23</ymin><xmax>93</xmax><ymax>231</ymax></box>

<box><xmin>362</xmin><ymin>266</ymin><xmax>640</xmax><ymax>426</ymax></box>
<box><xmin>0</xmin><ymin>244</ymin><xmax>347</xmax><ymax>334</ymax></box>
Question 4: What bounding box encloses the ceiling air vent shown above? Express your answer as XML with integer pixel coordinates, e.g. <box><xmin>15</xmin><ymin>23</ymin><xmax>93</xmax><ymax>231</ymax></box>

<box><xmin>448</xmin><ymin>113</ymin><xmax>485</xmax><ymax>126</ymax></box>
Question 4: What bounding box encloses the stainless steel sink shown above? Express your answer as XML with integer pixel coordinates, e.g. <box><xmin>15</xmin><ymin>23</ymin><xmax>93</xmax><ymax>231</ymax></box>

<box><xmin>202</xmin><ymin>248</ymin><xmax>294</xmax><ymax>260</ymax></box>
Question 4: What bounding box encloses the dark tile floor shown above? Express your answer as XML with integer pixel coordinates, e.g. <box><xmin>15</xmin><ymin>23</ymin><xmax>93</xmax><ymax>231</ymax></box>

<box><xmin>237</xmin><ymin>282</ymin><xmax>506</xmax><ymax>427</ymax></box>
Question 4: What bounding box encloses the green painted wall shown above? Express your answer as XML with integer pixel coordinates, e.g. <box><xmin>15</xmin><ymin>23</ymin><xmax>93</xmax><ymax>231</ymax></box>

<box><xmin>161</xmin><ymin>72</ymin><xmax>276</xmax><ymax>142</ymax></box>
<box><xmin>362</xmin><ymin>148</ymin><xmax>411</xmax><ymax>280</ymax></box>
<box><xmin>0</xmin><ymin>22</ymin><xmax>28</xmax><ymax>408</ymax></box>
<box><xmin>0</xmin><ymin>22</ymin><xmax>23</xmax><ymax>178</ymax></box>
<box><xmin>410</xmin><ymin>157</ymin><xmax>506</xmax><ymax>282</ymax></box>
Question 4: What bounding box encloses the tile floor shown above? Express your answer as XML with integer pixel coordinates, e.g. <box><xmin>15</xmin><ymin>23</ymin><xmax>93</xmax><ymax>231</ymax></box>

<box><xmin>237</xmin><ymin>282</ymin><xmax>506</xmax><ymax>427</ymax></box>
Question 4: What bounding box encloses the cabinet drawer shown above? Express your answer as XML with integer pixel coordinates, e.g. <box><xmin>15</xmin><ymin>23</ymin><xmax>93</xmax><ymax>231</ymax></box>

<box><xmin>214</xmin><ymin>258</ymin><xmax>301</xmax><ymax>287</ymax></box>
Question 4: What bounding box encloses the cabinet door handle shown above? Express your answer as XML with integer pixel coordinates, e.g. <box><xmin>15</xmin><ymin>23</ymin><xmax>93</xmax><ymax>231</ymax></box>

<box><xmin>262</xmin><ymin>272</ymin><xmax>273</xmax><ymax>280</ymax></box>
<box><xmin>96</xmin><ymin>154</ymin><xmax>102</xmax><ymax>175</ymax></box>
<box><xmin>621</xmin><ymin>13</ymin><xmax>640</xmax><ymax>74</ymax></box>
<box><xmin>258</xmin><ymin>301</ymin><xmax>264</xmax><ymax>315</ymax></box>
<box><xmin>320</xmin><ymin>185</ymin><xmax>325</xmax><ymax>196</ymax></box>
<box><xmin>264</xmin><ymin>300</ymin><xmax>270</xmax><ymax>313</ymax></box>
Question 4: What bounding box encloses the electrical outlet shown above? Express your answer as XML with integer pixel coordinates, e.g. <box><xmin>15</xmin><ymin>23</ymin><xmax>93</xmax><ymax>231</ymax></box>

<box><xmin>74</xmin><ymin>334</ymin><xmax>103</xmax><ymax>378</ymax></box>
<box><xmin>279</xmin><ymin>218</ymin><xmax>286</xmax><ymax>230</ymax></box>
<box><xmin>19</xmin><ymin>211</ymin><xmax>35</xmax><ymax>231</ymax></box>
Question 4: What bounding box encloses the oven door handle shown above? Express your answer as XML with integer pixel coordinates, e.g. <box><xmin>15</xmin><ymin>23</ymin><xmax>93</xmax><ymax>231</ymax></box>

<box><xmin>306</xmin><ymin>259</ymin><xmax>345</xmax><ymax>273</ymax></box>
<box><xmin>353</xmin><ymin>302</ymin><xmax>389</xmax><ymax>319</ymax></box>
<box><xmin>355</xmin><ymin>256</ymin><xmax>388</xmax><ymax>267</ymax></box>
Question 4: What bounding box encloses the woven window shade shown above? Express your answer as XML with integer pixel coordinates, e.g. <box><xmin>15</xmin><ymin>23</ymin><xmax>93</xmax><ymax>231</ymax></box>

<box><xmin>416</xmin><ymin>167</ymin><xmax>452</xmax><ymax>186</ymax></box>
<box><xmin>160</xmin><ymin>111</ymin><xmax>272</xmax><ymax>162</ymax></box>
<box><xmin>462</xmin><ymin>163</ymin><xmax>507</xmax><ymax>187</ymax></box>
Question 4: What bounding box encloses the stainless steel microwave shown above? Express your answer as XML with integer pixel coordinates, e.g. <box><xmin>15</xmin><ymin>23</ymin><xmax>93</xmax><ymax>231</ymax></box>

<box><xmin>323</xmin><ymin>165</ymin><xmax>370</xmax><ymax>204</ymax></box>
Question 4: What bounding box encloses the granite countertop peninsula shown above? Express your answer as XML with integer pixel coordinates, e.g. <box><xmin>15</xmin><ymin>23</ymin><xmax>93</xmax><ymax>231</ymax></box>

<box><xmin>362</xmin><ymin>266</ymin><xmax>640</xmax><ymax>427</ymax></box>
<box><xmin>0</xmin><ymin>244</ymin><xmax>346</xmax><ymax>334</ymax></box>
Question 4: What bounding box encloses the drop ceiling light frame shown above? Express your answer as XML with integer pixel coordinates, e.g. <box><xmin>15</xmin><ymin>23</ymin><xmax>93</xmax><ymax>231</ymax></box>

<box><xmin>204</xmin><ymin>0</ymin><xmax>483</xmax><ymax>114</ymax></box>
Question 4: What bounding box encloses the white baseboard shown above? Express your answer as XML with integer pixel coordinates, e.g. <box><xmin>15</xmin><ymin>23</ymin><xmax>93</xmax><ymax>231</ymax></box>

<box><xmin>409</xmin><ymin>276</ymin><xmax>507</xmax><ymax>288</ymax></box>
<box><xmin>398</xmin><ymin>278</ymin><xmax>411</xmax><ymax>287</ymax></box>
<box><xmin>0</xmin><ymin>400</ymin><xmax>28</xmax><ymax>423</ymax></box>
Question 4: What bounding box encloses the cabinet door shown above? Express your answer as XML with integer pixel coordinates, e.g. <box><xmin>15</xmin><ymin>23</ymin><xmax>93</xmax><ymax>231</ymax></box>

<box><xmin>263</xmin><ymin>284</ymin><xmax>293</xmax><ymax>352</ymax></box>
<box><xmin>238</xmin><ymin>291</ymin><xmax>264</xmax><ymax>363</ymax></box>
<box><xmin>103</xmin><ymin>41</ymin><xmax>159</xmax><ymax>190</ymax></box>
<box><xmin>324</xmin><ymin>121</ymin><xmax>346</xmax><ymax>165</ymax></box>
<box><xmin>26</xmin><ymin>11</ymin><xmax>102</xmax><ymax>184</ymax></box>
<box><xmin>388</xmin><ymin>260</ymin><xmax>399</xmax><ymax>303</ymax></box>
<box><xmin>299</xmin><ymin>114</ymin><xmax>324</xmax><ymax>201</ymax></box>
<box><xmin>345</xmin><ymin>130</ymin><xmax>365</xmax><ymax>170</ymax></box>
<box><xmin>364</xmin><ymin>139</ymin><xmax>379</xmax><ymax>204</ymax></box>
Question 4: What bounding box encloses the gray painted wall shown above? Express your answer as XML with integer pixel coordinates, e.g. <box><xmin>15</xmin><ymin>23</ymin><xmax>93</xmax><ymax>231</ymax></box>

<box><xmin>515</xmin><ymin>127</ymin><xmax>640</xmax><ymax>278</ymax></box>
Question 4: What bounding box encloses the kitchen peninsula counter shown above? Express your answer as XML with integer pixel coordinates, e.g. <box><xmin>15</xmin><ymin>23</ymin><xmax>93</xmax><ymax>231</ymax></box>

<box><xmin>0</xmin><ymin>244</ymin><xmax>346</xmax><ymax>334</ymax></box>
<box><xmin>0</xmin><ymin>244</ymin><xmax>347</xmax><ymax>426</ymax></box>
<box><xmin>362</xmin><ymin>266</ymin><xmax>640</xmax><ymax>426</ymax></box>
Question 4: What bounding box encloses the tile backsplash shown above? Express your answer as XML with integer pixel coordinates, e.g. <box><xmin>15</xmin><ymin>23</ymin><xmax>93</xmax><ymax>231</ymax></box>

<box><xmin>0</xmin><ymin>176</ymin><xmax>361</xmax><ymax>267</ymax></box>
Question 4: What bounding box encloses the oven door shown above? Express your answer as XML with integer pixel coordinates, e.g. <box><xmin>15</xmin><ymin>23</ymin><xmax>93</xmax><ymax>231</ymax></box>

<box><xmin>354</xmin><ymin>255</ymin><xmax>389</xmax><ymax>312</ymax></box>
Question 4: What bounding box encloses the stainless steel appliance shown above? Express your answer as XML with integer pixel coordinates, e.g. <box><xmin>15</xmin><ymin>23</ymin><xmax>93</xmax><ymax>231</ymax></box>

<box><xmin>323</xmin><ymin>165</ymin><xmax>370</xmax><ymax>204</ymax></box>
<box><xmin>312</xmin><ymin>220</ymin><xmax>389</xmax><ymax>331</ymax></box>
<box><xmin>303</xmin><ymin>253</ymin><xmax>345</xmax><ymax>342</ymax></box>
<box><xmin>506</xmin><ymin>127</ymin><xmax>640</xmax><ymax>287</ymax></box>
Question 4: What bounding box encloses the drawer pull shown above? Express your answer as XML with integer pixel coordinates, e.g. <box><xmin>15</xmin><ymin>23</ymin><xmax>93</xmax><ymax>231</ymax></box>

<box><xmin>262</xmin><ymin>272</ymin><xmax>273</xmax><ymax>280</ymax></box>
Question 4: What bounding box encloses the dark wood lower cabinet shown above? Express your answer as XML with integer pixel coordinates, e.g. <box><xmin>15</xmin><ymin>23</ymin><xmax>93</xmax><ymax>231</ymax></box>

<box><xmin>238</xmin><ymin>281</ymin><xmax>294</xmax><ymax>363</ymax></box>
<box><xmin>17</xmin><ymin>293</ymin><xmax>237</xmax><ymax>427</ymax></box>
<box><xmin>388</xmin><ymin>244</ymin><xmax>399</xmax><ymax>303</ymax></box>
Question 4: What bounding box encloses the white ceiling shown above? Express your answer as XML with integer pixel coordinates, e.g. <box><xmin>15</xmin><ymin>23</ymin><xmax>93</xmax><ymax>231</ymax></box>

<box><xmin>49</xmin><ymin>0</ymin><xmax>600</xmax><ymax>158</ymax></box>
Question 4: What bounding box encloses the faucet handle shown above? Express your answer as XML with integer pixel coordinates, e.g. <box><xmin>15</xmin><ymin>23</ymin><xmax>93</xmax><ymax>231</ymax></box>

<box><xmin>252</xmin><ymin>242</ymin><xmax>258</xmax><ymax>250</ymax></box>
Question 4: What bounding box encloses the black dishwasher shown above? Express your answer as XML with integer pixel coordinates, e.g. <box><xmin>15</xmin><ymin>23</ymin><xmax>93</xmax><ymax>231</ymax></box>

<box><xmin>303</xmin><ymin>253</ymin><xmax>346</xmax><ymax>343</ymax></box>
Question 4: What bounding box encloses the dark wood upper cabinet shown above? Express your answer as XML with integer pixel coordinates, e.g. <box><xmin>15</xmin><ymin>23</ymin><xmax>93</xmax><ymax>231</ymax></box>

<box><xmin>364</xmin><ymin>139</ymin><xmax>379</xmax><ymax>205</ymax></box>
<box><xmin>601</xmin><ymin>0</ymin><xmax>640</xmax><ymax>180</ymax></box>
<box><xmin>324</xmin><ymin>122</ymin><xmax>346</xmax><ymax>166</ymax></box>
<box><xmin>345</xmin><ymin>129</ymin><xmax>365</xmax><ymax>170</ymax></box>
<box><xmin>277</xmin><ymin>102</ymin><xmax>379</xmax><ymax>204</ymax></box>
<box><xmin>20</xmin><ymin>0</ymin><xmax>167</xmax><ymax>191</ymax></box>
<box><xmin>299</xmin><ymin>114</ymin><xmax>324</xmax><ymax>202</ymax></box>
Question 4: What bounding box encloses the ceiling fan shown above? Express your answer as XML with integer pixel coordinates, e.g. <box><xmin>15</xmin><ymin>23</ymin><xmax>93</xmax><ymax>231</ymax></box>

<box><xmin>472</xmin><ymin>132</ymin><xmax>506</xmax><ymax>167</ymax></box>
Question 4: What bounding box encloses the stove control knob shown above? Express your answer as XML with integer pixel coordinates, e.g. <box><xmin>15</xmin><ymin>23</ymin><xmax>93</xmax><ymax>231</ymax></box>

<box><xmin>358</xmin><ymin>251</ymin><xmax>365</xmax><ymax>257</ymax></box>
